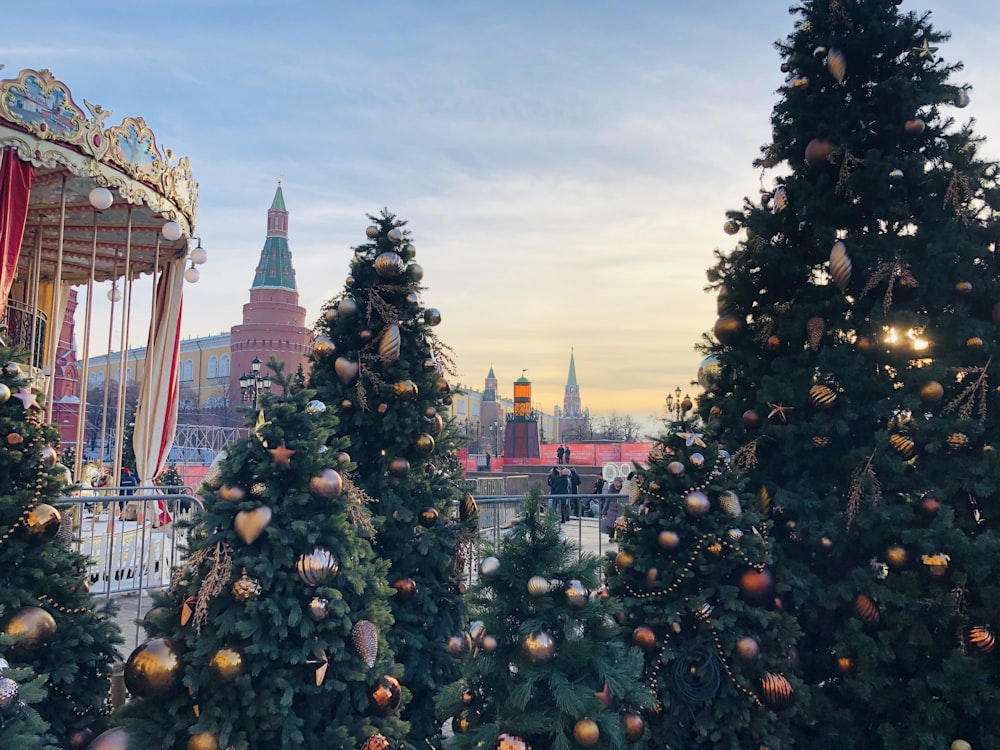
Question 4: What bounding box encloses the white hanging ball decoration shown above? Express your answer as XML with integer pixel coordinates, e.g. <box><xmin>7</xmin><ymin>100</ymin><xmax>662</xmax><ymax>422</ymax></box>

<box><xmin>184</xmin><ymin>266</ymin><xmax>200</xmax><ymax>283</ymax></box>
<box><xmin>889</xmin><ymin>168</ymin><xmax>904</xmax><ymax>180</ymax></box>
<box><xmin>189</xmin><ymin>245</ymin><xmax>208</xmax><ymax>265</ymax></box>
<box><xmin>88</xmin><ymin>186</ymin><xmax>114</xmax><ymax>211</ymax></box>
<box><xmin>387</xmin><ymin>227</ymin><xmax>403</xmax><ymax>243</ymax></box>
<box><xmin>161</xmin><ymin>221</ymin><xmax>183</xmax><ymax>242</ymax></box>
<box><xmin>107</xmin><ymin>286</ymin><xmax>122</xmax><ymax>302</ymax></box>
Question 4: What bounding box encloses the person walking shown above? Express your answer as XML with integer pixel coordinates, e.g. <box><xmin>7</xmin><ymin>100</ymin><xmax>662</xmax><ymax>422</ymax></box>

<box><xmin>602</xmin><ymin>476</ymin><xmax>626</xmax><ymax>541</ymax></box>
<box><xmin>556</xmin><ymin>445</ymin><xmax>565</xmax><ymax>465</ymax></box>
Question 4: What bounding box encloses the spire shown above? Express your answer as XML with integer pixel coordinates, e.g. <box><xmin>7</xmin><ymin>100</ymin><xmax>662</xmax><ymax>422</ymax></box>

<box><xmin>487</xmin><ymin>365</ymin><xmax>496</xmax><ymax>379</ymax></box>
<box><xmin>566</xmin><ymin>348</ymin><xmax>578</xmax><ymax>388</ymax></box>
<box><xmin>251</xmin><ymin>180</ymin><xmax>297</xmax><ymax>291</ymax></box>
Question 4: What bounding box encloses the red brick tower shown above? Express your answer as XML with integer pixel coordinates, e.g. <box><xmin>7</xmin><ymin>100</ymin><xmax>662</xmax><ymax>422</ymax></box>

<box><xmin>229</xmin><ymin>181</ymin><xmax>312</xmax><ymax>405</ymax></box>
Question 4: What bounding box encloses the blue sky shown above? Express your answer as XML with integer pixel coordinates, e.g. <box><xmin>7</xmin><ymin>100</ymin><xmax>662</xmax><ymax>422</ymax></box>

<box><xmin>6</xmin><ymin>1</ymin><xmax>1000</xmax><ymax>425</ymax></box>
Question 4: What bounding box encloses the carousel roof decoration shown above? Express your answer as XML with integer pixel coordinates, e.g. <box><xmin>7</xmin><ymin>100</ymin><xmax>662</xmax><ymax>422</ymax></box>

<box><xmin>0</xmin><ymin>67</ymin><xmax>199</xmax><ymax>283</ymax></box>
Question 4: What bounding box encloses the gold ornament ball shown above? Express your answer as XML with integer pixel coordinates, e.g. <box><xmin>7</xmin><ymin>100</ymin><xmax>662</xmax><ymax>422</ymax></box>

<box><xmin>723</xmin><ymin>219</ymin><xmax>740</xmax><ymax>235</ymax></box>
<box><xmin>188</xmin><ymin>732</ymin><xmax>219</xmax><ymax>750</ymax></box>
<box><xmin>614</xmin><ymin>551</ymin><xmax>635</xmax><ymax>571</ymax></box>
<box><xmin>452</xmin><ymin>710</ymin><xmax>477</xmax><ymax>734</ymax></box>
<box><xmin>836</xmin><ymin>656</ymin><xmax>854</xmax><ymax>675</ymax></box>
<box><xmin>522</xmin><ymin>631</ymin><xmax>556</xmax><ymax>663</ymax></box>
<box><xmin>481</xmin><ymin>634</ymin><xmax>499</xmax><ymax>653</ymax></box>
<box><xmin>735</xmin><ymin>636</ymin><xmax>760</xmax><ymax>661</ymax></box>
<box><xmin>565</xmin><ymin>580</ymin><xmax>588</xmax><ymax>606</ymax></box>
<box><xmin>633</xmin><ymin>625</ymin><xmax>657</xmax><ymax>651</ymax></box>
<box><xmin>217</xmin><ymin>484</ymin><xmax>246</xmax><ymax>502</ymax></box>
<box><xmin>951</xmin><ymin>741</ymin><xmax>972</xmax><ymax>750</ymax></box>
<box><xmin>424</xmin><ymin>308</ymin><xmax>442</xmax><ymax>326</ymax></box>
<box><xmin>209</xmin><ymin>647</ymin><xmax>243</xmax><ymax>680</ymax></box>
<box><xmin>0</xmin><ymin>383</ymin><xmax>9</xmax><ymax>403</ymax></box>
<box><xmin>308</xmin><ymin>597</ymin><xmax>330</xmax><ymax>621</ymax></box>
<box><xmin>623</xmin><ymin>711</ymin><xmax>645</xmax><ymax>743</ymax></box>
<box><xmin>85</xmin><ymin>728</ymin><xmax>130</xmax><ymax>750</ymax></box>
<box><xmin>388</xmin><ymin>457</ymin><xmax>411</xmax><ymax>477</ymax></box>
<box><xmin>955</xmin><ymin>281</ymin><xmax>973</xmax><ymax>294</ymax></box>
<box><xmin>370</xmin><ymin>675</ymin><xmax>402</xmax><ymax>715</ymax></box>
<box><xmin>666</xmin><ymin>460</ymin><xmax>685</xmax><ymax>477</ymax></box>
<box><xmin>885</xmin><ymin>545</ymin><xmax>908</xmax><ymax>568</ymax></box>
<box><xmin>966</xmin><ymin>337</ymin><xmax>984</xmax><ymax>350</ymax></box>
<box><xmin>658</xmin><ymin>530</ymin><xmax>680</xmax><ymax>549</ymax></box>
<box><xmin>361</xmin><ymin>734</ymin><xmax>390</xmax><ymax>750</ymax></box>
<box><xmin>392</xmin><ymin>379</ymin><xmax>419</xmax><ymax>400</ymax></box>
<box><xmin>919</xmin><ymin>380</ymin><xmax>944</xmax><ymax>402</ymax></box>
<box><xmin>308</xmin><ymin>468</ymin><xmax>343</xmax><ymax>499</ymax></box>
<box><xmin>232</xmin><ymin>571</ymin><xmax>262</xmax><ymax>602</ymax></box>
<box><xmin>963</xmin><ymin>625</ymin><xmax>995</xmax><ymax>654</ymax></box>
<box><xmin>854</xmin><ymin>594</ymin><xmax>880</xmax><ymax>624</ymax></box>
<box><xmin>479</xmin><ymin>556</ymin><xmax>501</xmax><ymax>578</ymax></box>
<box><xmin>495</xmin><ymin>734</ymin><xmax>530</xmax><ymax>750</ymax></box>
<box><xmin>312</xmin><ymin>335</ymin><xmax>335</xmax><ymax>357</ymax></box>
<box><xmin>921</xmin><ymin>496</ymin><xmax>941</xmax><ymax>515</ymax></box>
<box><xmin>446</xmin><ymin>634</ymin><xmax>470</xmax><ymax>657</ymax></box>
<box><xmin>573</xmin><ymin>718</ymin><xmax>600</xmax><ymax>747</ymax></box>
<box><xmin>759</xmin><ymin>672</ymin><xmax>794</xmax><ymax>709</ymax></box>
<box><xmin>39</xmin><ymin>445</ymin><xmax>58</xmax><ymax>467</ymax></box>
<box><xmin>124</xmin><ymin>638</ymin><xmax>181</xmax><ymax>698</ymax></box>
<box><xmin>683</xmin><ymin>491</ymin><xmax>711</xmax><ymax>517</ymax></box>
<box><xmin>904</xmin><ymin>117</ymin><xmax>926</xmax><ymax>134</ymax></box>
<box><xmin>24</xmin><ymin>503</ymin><xmax>62</xmax><ymax>542</ymax></box>
<box><xmin>4</xmin><ymin>606</ymin><xmax>57</xmax><ymax>653</ymax></box>
<box><xmin>297</xmin><ymin>547</ymin><xmax>339</xmax><ymax>586</ymax></box>
<box><xmin>6</xmin><ymin>432</ymin><xmax>23</xmax><ymax>446</ymax></box>
<box><xmin>713</xmin><ymin>314</ymin><xmax>746</xmax><ymax>346</ymax></box>
<box><xmin>415</xmin><ymin>433</ymin><xmax>436</xmax><ymax>455</ymax></box>
<box><xmin>527</xmin><ymin>575</ymin><xmax>550</xmax><ymax>596</ymax></box>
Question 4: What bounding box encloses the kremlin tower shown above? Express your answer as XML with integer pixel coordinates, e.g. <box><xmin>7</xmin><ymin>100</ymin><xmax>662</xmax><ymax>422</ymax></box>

<box><xmin>557</xmin><ymin>348</ymin><xmax>590</xmax><ymax>441</ymax></box>
<box><xmin>229</xmin><ymin>181</ymin><xmax>312</xmax><ymax>404</ymax></box>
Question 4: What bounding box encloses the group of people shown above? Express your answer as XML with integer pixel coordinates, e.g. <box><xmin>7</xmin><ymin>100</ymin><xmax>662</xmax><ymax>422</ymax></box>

<box><xmin>545</xmin><ymin>467</ymin><xmax>631</xmax><ymax>540</ymax></box>
<box><xmin>555</xmin><ymin>444</ymin><xmax>572</xmax><ymax>464</ymax></box>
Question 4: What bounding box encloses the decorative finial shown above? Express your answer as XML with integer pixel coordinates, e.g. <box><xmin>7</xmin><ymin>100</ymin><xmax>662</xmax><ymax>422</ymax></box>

<box><xmin>278</xmin><ymin>174</ymin><xmax>285</xmax><ymax>184</ymax></box>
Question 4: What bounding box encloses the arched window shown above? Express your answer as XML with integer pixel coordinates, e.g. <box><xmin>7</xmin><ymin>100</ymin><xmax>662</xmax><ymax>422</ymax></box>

<box><xmin>206</xmin><ymin>396</ymin><xmax>218</xmax><ymax>408</ymax></box>
<box><xmin>220</xmin><ymin>354</ymin><xmax>230</xmax><ymax>376</ymax></box>
<box><xmin>126</xmin><ymin>367</ymin><xmax>132</xmax><ymax>383</ymax></box>
<box><xmin>208</xmin><ymin>356</ymin><xmax>219</xmax><ymax>379</ymax></box>
<box><xmin>456</xmin><ymin>400</ymin><xmax>466</xmax><ymax>415</ymax></box>
<box><xmin>182</xmin><ymin>359</ymin><xmax>194</xmax><ymax>382</ymax></box>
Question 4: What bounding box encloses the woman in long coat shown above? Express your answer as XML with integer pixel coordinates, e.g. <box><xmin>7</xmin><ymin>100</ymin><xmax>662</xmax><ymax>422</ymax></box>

<box><xmin>602</xmin><ymin>476</ymin><xmax>626</xmax><ymax>540</ymax></box>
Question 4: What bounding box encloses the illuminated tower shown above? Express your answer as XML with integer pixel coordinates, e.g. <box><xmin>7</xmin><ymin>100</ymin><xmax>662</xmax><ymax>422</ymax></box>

<box><xmin>503</xmin><ymin>371</ymin><xmax>540</xmax><ymax>459</ymax></box>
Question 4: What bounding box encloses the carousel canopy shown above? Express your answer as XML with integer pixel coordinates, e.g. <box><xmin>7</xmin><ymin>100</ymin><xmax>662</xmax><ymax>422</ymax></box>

<box><xmin>0</xmin><ymin>67</ymin><xmax>199</xmax><ymax>284</ymax></box>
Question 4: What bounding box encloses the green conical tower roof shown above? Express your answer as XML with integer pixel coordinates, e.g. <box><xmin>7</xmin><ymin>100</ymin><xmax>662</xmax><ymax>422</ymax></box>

<box><xmin>251</xmin><ymin>182</ymin><xmax>297</xmax><ymax>291</ymax></box>
<box><xmin>566</xmin><ymin>348</ymin><xmax>578</xmax><ymax>388</ymax></box>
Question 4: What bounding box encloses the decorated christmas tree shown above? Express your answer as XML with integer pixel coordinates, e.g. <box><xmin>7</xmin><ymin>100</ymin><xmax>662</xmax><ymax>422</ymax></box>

<box><xmin>0</xmin><ymin>344</ymin><xmax>121</xmax><ymax>749</ymax></box>
<box><xmin>698</xmin><ymin>2</ymin><xmax>1000</xmax><ymax>748</ymax></box>
<box><xmin>439</xmin><ymin>489</ymin><xmax>650</xmax><ymax>749</ymax></box>
<box><xmin>112</xmin><ymin>373</ymin><xmax>408</xmax><ymax>750</ymax></box>
<box><xmin>309</xmin><ymin>210</ymin><xmax>477</xmax><ymax>747</ymax></box>
<box><xmin>604</xmin><ymin>424</ymin><xmax>805</xmax><ymax>749</ymax></box>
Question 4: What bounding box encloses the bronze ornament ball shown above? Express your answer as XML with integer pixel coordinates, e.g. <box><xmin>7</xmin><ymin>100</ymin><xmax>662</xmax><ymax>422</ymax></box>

<box><xmin>232</xmin><ymin>571</ymin><xmax>262</xmax><ymax>602</ymax></box>
<box><xmin>667</xmin><ymin>461</ymin><xmax>685</xmax><ymax>477</ymax></box>
<box><xmin>632</xmin><ymin>625</ymin><xmax>657</xmax><ymax>651</ymax></box>
<box><xmin>374</xmin><ymin>251</ymin><xmax>405</xmax><ymax>278</ymax></box>
<box><xmin>24</xmin><ymin>503</ymin><xmax>62</xmax><ymax>542</ymax></box>
<box><xmin>452</xmin><ymin>710</ymin><xmax>478</xmax><ymax>734</ymax></box>
<box><xmin>527</xmin><ymin>575</ymin><xmax>550</xmax><ymax>596</ymax></box>
<box><xmin>683</xmin><ymin>490</ymin><xmax>711</xmax><ymax>517</ymax></box>
<box><xmin>407</xmin><ymin>262</ymin><xmax>424</xmax><ymax>282</ymax></box>
<box><xmin>723</xmin><ymin>219</ymin><xmax>740</xmax><ymax>235</ymax></box>
<box><xmin>951</xmin><ymin>741</ymin><xmax>972</xmax><ymax>750</ymax></box>
<box><xmin>737</xmin><ymin>568</ymin><xmax>774</xmax><ymax>605</ymax></box>
<box><xmin>187</xmin><ymin>732</ymin><xmax>219</xmax><ymax>750</ymax></box>
<box><xmin>963</xmin><ymin>625</ymin><xmax>995</xmax><ymax>654</ymax></box>
<box><xmin>67</xmin><ymin>728</ymin><xmax>95</xmax><ymax>749</ymax></box>
<box><xmin>759</xmin><ymin>672</ymin><xmax>794</xmax><ymax>709</ymax></box>
<box><xmin>4</xmin><ymin>606</ymin><xmax>57</xmax><ymax>653</ymax></box>
<box><xmin>919</xmin><ymin>380</ymin><xmax>944</xmax><ymax>402</ymax></box>
<box><xmin>658</xmin><ymin>530</ymin><xmax>680</xmax><ymax>549</ymax></box>
<box><xmin>804</xmin><ymin>137</ymin><xmax>835</xmax><ymax>167</ymax></box>
<box><xmin>308</xmin><ymin>597</ymin><xmax>330</xmax><ymax>621</ymax></box>
<box><xmin>713</xmin><ymin>314</ymin><xmax>746</xmax><ymax>346</ymax></box>
<box><xmin>446</xmin><ymin>634</ymin><xmax>470</xmax><ymax>657</ymax></box>
<box><xmin>424</xmin><ymin>308</ymin><xmax>442</xmax><ymax>326</ymax></box>
<box><xmin>885</xmin><ymin>545</ymin><xmax>908</xmax><ymax>568</ymax></box>
<box><xmin>124</xmin><ymin>638</ymin><xmax>182</xmax><ymax>699</ymax></box>
<box><xmin>419</xmin><ymin>507</ymin><xmax>440</xmax><ymax>527</ymax></box>
<box><xmin>392</xmin><ymin>379</ymin><xmax>419</xmax><ymax>400</ymax></box>
<box><xmin>85</xmin><ymin>728</ymin><xmax>131</xmax><ymax>750</ymax></box>
<box><xmin>623</xmin><ymin>711</ymin><xmax>645</xmax><ymax>742</ymax></box>
<box><xmin>312</xmin><ymin>335</ymin><xmax>335</xmax><ymax>358</ymax></box>
<box><xmin>854</xmin><ymin>594</ymin><xmax>880</xmax><ymax>624</ymax></box>
<box><xmin>573</xmin><ymin>717</ymin><xmax>600</xmax><ymax>747</ymax></box>
<box><xmin>614</xmin><ymin>550</ymin><xmax>635</xmax><ymax>571</ymax></box>
<box><xmin>565</xmin><ymin>580</ymin><xmax>588</xmax><ymax>606</ymax></box>
<box><xmin>388</xmin><ymin>457</ymin><xmax>411</xmax><ymax>477</ymax></box>
<box><xmin>735</xmin><ymin>636</ymin><xmax>760</xmax><ymax>661</ymax></box>
<box><xmin>370</xmin><ymin>675</ymin><xmax>402</xmax><ymax>715</ymax></box>
<box><xmin>904</xmin><ymin>117</ymin><xmax>926</xmax><ymax>134</ymax></box>
<box><xmin>393</xmin><ymin>577</ymin><xmax>417</xmax><ymax>600</ymax></box>
<box><xmin>966</xmin><ymin>337</ymin><xmax>984</xmax><ymax>349</ymax></box>
<box><xmin>308</xmin><ymin>468</ymin><xmax>344</xmax><ymax>499</ymax></box>
<box><xmin>955</xmin><ymin>281</ymin><xmax>973</xmax><ymax>294</ymax></box>
<box><xmin>481</xmin><ymin>634</ymin><xmax>499</xmax><ymax>653</ymax></box>
<box><xmin>495</xmin><ymin>734</ymin><xmax>530</xmax><ymax>750</ymax></box>
<box><xmin>521</xmin><ymin>631</ymin><xmax>556</xmax><ymax>664</ymax></box>
<box><xmin>742</xmin><ymin>409</ymin><xmax>761</xmax><ymax>428</ymax></box>
<box><xmin>6</xmin><ymin>432</ymin><xmax>23</xmax><ymax>446</ymax></box>
<box><xmin>209</xmin><ymin>647</ymin><xmax>243</xmax><ymax>680</ymax></box>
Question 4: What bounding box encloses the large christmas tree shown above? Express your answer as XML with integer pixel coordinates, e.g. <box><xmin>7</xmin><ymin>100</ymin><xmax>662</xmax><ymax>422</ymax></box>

<box><xmin>439</xmin><ymin>489</ymin><xmax>650</xmax><ymax>749</ymax></box>
<box><xmin>113</xmin><ymin>374</ymin><xmax>408</xmax><ymax>749</ymax></box>
<box><xmin>309</xmin><ymin>210</ymin><xmax>476</xmax><ymax>748</ymax></box>
<box><xmin>604</xmin><ymin>423</ymin><xmax>806</xmax><ymax>749</ymax></box>
<box><xmin>698</xmin><ymin>2</ymin><xmax>1000</xmax><ymax>748</ymax></box>
<box><xmin>0</xmin><ymin>344</ymin><xmax>121</xmax><ymax>749</ymax></box>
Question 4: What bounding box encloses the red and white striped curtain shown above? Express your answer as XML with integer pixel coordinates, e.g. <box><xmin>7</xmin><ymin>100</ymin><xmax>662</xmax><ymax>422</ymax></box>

<box><xmin>133</xmin><ymin>257</ymin><xmax>185</xmax><ymax>525</ymax></box>
<box><xmin>0</xmin><ymin>147</ymin><xmax>35</xmax><ymax>318</ymax></box>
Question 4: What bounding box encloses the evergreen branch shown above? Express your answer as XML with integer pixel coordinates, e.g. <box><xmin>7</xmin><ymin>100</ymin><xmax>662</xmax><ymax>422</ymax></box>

<box><xmin>846</xmin><ymin>453</ymin><xmax>881</xmax><ymax>528</ymax></box>
<box><xmin>942</xmin><ymin>359</ymin><xmax>991</xmax><ymax>422</ymax></box>
<box><xmin>836</xmin><ymin>152</ymin><xmax>865</xmax><ymax>196</ymax></box>
<box><xmin>943</xmin><ymin>170</ymin><xmax>974</xmax><ymax>224</ymax></box>
<box><xmin>732</xmin><ymin>439</ymin><xmax>760</xmax><ymax>471</ymax></box>
<box><xmin>342</xmin><ymin>476</ymin><xmax>376</xmax><ymax>536</ymax></box>
<box><xmin>859</xmin><ymin>260</ymin><xmax>918</xmax><ymax>314</ymax></box>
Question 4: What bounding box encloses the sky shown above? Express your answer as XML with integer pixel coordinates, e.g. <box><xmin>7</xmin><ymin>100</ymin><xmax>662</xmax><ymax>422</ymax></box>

<box><xmin>6</xmin><ymin>1</ymin><xmax>1000</xmax><ymax>427</ymax></box>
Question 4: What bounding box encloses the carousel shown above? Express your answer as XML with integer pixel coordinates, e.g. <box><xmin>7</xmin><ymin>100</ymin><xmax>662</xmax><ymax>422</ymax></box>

<box><xmin>0</xmin><ymin>65</ymin><xmax>205</xmax><ymax>493</ymax></box>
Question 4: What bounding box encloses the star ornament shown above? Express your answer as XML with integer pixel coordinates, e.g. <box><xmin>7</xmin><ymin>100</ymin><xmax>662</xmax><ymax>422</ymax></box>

<box><xmin>13</xmin><ymin>387</ymin><xmax>40</xmax><ymax>410</ymax></box>
<box><xmin>269</xmin><ymin>443</ymin><xmax>296</xmax><ymax>467</ymax></box>
<box><xmin>767</xmin><ymin>403</ymin><xmax>795</xmax><ymax>424</ymax></box>
<box><xmin>253</xmin><ymin>409</ymin><xmax>272</xmax><ymax>447</ymax></box>
<box><xmin>912</xmin><ymin>39</ymin><xmax>938</xmax><ymax>58</ymax></box>
<box><xmin>677</xmin><ymin>431</ymin><xmax>707</xmax><ymax>448</ymax></box>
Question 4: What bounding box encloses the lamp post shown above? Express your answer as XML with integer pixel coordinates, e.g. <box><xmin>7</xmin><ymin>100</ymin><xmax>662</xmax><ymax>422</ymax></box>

<box><xmin>492</xmin><ymin>420</ymin><xmax>499</xmax><ymax>456</ymax></box>
<box><xmin>240</xmin><ymin>356</ymin><xmax>271</xmax><ymax>410</ymax></box>
<box><xmin>665</xmin><ymin>386</ymin><xmax>693</xmax><ymax>424</ymax></box>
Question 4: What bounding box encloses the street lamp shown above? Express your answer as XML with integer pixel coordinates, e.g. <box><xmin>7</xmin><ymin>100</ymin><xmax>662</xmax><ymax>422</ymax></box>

<box><xmin>666</xmin><ymin>386</ymin><xmax>693</xmax><ymax>424</ymax></box>
<box><xmin>492</xmin><ymin>420</ymin><xmax>499</xmax><ymax>456</ymax></box>
<box><xmin>240</xmin><ymin>356</ymin><xmax>271</xmax><ymax>410</ymax></box>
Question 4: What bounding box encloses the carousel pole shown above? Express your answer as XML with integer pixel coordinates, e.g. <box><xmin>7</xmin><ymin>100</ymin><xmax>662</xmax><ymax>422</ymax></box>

<box><xmin>111</xmin><ymin>206</ymin><xmax>134</xmax><ymax>488</ymax></box>
<box><xmin>73</xmin><ymin>206</ymin><xmax>101</xmax><ymax>480</ymax></box>
<box><xmin>44</xmin><ymin>175</ymin><xmax>67</xmax><ymax>416</ymax></box>
<box><xmin>26</xmin><ymin>221</ymin><xmax>42</xmax><ymax>369</ymax></box>
<box><xmin>98</xmin><ymin>260</ymin><xmax>119</xmax><ymax>482</ymax></box>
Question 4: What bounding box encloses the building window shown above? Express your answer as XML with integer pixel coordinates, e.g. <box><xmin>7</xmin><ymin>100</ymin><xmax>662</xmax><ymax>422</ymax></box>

<box><xmin>456</xmin><ymin>400</ymin><xmax>466</xmax><ymax>416</ymax></box>
<box><xmin>126</xmin><ymin>367</ymin><xmax>132</xmax><ymax>383</ymax></box>
<box><xmin>472</xmin><ymin>402</ymin><xmax>481</xmax><ymax>417</ymax></box>
<box><xmin>182</xmin><ymin>359</ymin><xmax>194</xmax><ymax>382</ymax></box>
<box><xmin>220</xmin><ymin>354</ymin><xmax>230</xmax><ymax>376</ymax></box>
<box><xmin>208</xmin><ymin>355</ymin><xmax>219</xmax><ymax>379</ymax></box>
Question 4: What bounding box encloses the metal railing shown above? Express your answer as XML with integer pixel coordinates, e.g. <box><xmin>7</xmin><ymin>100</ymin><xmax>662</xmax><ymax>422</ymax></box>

<box><xmin>1</xmin><ymin>299</ymin><xmax>46</xmax><ymax>369</ymax></box>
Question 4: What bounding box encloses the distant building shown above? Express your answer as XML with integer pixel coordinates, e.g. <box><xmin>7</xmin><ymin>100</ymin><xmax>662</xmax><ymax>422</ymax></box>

<box><xmin>556</xmin><ymin>348</ymin><xmax>590</xmax><ymax>441</ymax></box>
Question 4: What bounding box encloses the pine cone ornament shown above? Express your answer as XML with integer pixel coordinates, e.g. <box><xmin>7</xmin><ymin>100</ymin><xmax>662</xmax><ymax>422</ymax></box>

<box><xmin>806</xmin><ymin>316</ymin><xmax>825</xmax><ymax>350</ymax></box>
<box><xmin>352</xmin><ymin>619</ymin><xmax>378</xmax><ymax>668</ymax></box>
